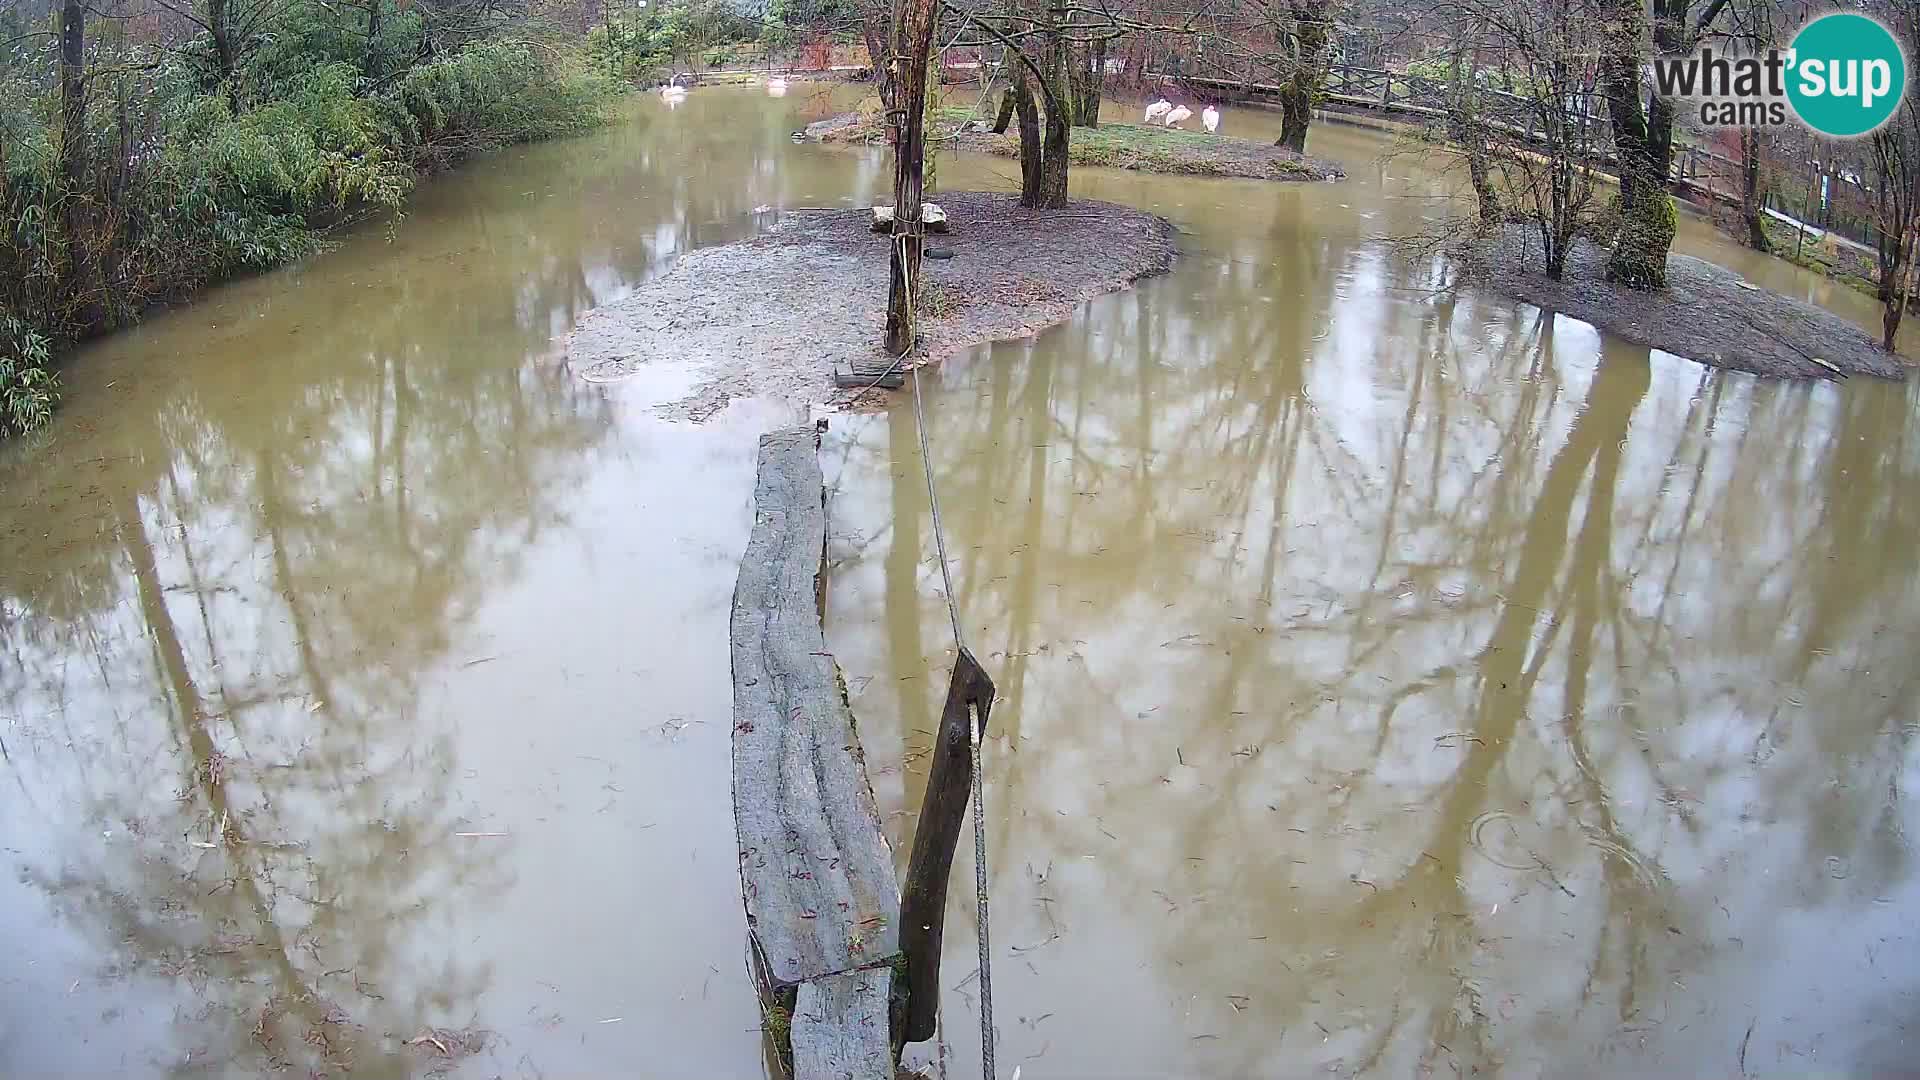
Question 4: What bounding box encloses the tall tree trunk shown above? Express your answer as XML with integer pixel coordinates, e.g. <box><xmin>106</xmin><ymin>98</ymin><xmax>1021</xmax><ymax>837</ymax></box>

<box><xmin>865</xmin><ymin>19</ymin><xmax>894</xmax><ymax>112</ymax></box>
<box><xmin>59</xmin><ymin>0</ymin><xmax>101</xmax><ymax>331</ymax></box>
<box><xmin>1082</xmin><ymin>38</ymin><xmax>1105</xmax><ymax>127</ymax></box>
<box><xmin>1876</xmin><ymin>208</ymin><xmax>1909</xmax><ymax>351</ymax></box>
<box><xmin>207</xmin><ymin>0</ymin><xmax>237</xmax><ymax>104</ymax></box>
<box><xmin>59</xmin><ymin>0</ymin><xmax>86</xmax><ymax>211</ymax></box>
<box><xmin>1276</xmin><ymin>8</ymin><xmax>1326</xmax><ymax>154</ymax></box>
<box><xmin>1599</xmin><ymin>39</ymin><xmax>1672</xmax><ymax>288</ymax></box>
<box><xmin>365</xmin><ymin>0</ymin><xmax>383</xmax><ymax>79</ymax></box>
<box><xmin>991</xmin><ymin>88</ymin><xmax>1015</xmax><ymax>133</ymax></box>
<box><xmin>1035</xmin><ymin>19</ymin><xmax>1071</xmax><ymax>207</ymax></box>
<box><xmin>1066</xmin><ymin>43</ymin><xmax>1090</xmax><ymax>126</ymax></box>
<box><xmin>1447</xmin><ymin>45</ymin><xmax>1500</xmax><ymax>224</ymax></box>
<box><xmin>923</xmin><ymin>49</ymin><xmax>939</xmax><ymax>196</ymax></box>
<box><xmin>1067</xmin><ymin>41</ymin><xmax>1102</xmax><ymax>127</ymax></box>
<box><xmin>883</xmin><ymin>0</ymin><xmax>938</xmax><ymax>356</ymax></box>
<box><xmin>1011</xmin><ymin>59</ymin><xmax>1042</xmax><ymax>206</ymax></box>
<box><xmin>1880</xmin><ymin>228</ymin><xmax>1908</xmax><ymax>350</ymax></box>
<box><xmin>1741</xmin><ymin>127</ymin><xmax>1770</xmax><ymax>252</ymax></box>
<box><xmin>1602</xmin><ymin>0</ymin><xmax>1709</xmax><ymax>287</ymax></box>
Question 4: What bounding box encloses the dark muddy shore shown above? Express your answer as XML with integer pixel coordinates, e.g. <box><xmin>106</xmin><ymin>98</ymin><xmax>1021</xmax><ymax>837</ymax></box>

<box><xmin>1474</xmin><ymin>228</ymin><xmax>1910</xmax><ymax>380</ymax></box>
<box><xmin>566</xmin><ymin>191</ymin><xmax>1176</xmax><ymax>419</ymax></box>
<box><xmin>806</xmin><ymin>112</ymin><xmax>1345</xmax><ymax>182</ymax></box>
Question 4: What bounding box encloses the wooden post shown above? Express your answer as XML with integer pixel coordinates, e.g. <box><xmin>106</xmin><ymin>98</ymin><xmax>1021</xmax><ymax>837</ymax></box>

<box><xmin>897</xmin><ymin>646</ymin><xmax>995</xmax><ymax>1045</ymax></box>
<box><xmin>884</xmin><ymin>0</ymin><xmax>940</xmax><ymax>357</ymax></box>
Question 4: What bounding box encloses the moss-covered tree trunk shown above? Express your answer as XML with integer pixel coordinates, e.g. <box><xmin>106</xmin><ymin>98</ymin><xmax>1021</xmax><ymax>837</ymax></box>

<box><xmin>1276</xmin><ymin>4</ymin><xmax>1327</xmax><ymax>154</ymax></box>
<box><xmin>1599</xmin><ymin>20</ymin><xmax>1673</xmax><ymax>289</ymax></box>
<box><xmin>1601</xmin><ymin>0</ymin><xmax>1725</xmax><ymax>287</ymax></box>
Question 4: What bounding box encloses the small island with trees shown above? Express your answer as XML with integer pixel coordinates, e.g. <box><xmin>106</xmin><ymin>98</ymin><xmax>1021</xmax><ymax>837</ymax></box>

<box><xmin>7</xmin><ymin>0</ymin><xmax>1920</xmax><ymax>438</ymax></box>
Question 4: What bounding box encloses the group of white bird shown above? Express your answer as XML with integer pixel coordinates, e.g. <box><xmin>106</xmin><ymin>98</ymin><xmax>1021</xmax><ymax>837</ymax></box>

<box><xmin>1144</xmin><ymin>97</ymin><xmax>1221</xmax><ymax>133</ymax></box>
<box><xmin>663</xmin><ymin>75</ymin><xmax>788</xmax><ymax>101</ymax></box>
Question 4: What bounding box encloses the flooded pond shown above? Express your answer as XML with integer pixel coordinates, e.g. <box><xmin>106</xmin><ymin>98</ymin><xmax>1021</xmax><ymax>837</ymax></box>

<box><xmin>3</xmin><ymin>86</ymin><xmax>1917</xmax><ymax>1078</ymax></box>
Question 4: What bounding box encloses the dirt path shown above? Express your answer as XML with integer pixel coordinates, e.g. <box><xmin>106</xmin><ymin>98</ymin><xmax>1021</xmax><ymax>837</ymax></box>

<box><xmin>1475</xmin><ymin>229</ymin><xmax>1910</xmax><ymax>380</ymax></box>
<box><xmin>566</xmin><ymin>192</ymin><xmax>1176</xmax><ymax>419</ymax></box>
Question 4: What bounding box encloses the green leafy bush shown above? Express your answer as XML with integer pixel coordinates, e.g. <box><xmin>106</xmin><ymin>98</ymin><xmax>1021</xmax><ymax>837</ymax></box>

<box><xmin>0</xmin><ymin>35</ymin><xmax>612</xmax><ymax>435</ymax></box>
<box><xmin>0</xmin><ymin>314</ymin><xmax>56</xmax><ymax>436</ymax></box>
<box><xmin>376</xmin><ymin>43</ymin><xmax>614</xmax><ymax>166</ymax></box>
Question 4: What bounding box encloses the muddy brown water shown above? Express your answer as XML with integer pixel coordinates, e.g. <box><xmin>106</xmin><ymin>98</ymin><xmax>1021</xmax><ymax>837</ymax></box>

<box><xmin>2</xmin><ymin>85</ymin><xmax>1916</xmax><ymax>1079</ymax></box>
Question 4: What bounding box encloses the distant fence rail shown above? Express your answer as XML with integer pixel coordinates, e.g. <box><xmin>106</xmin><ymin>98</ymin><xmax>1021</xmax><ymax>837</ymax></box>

<box><xmin>1161</xmin><ymin>66</ymin><xmax>1746</xmax><ymax>206</ymax></box>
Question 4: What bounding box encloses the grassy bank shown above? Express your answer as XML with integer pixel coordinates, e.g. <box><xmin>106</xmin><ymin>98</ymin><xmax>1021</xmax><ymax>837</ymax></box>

<box><xmin>1</xmin><ymin>28</ymin><xmax>615</xmax><ymax>436</ymax></box>
<box><xmin>1759</xmin><ymin>219</ymin><xmax>1882</xmax><ymax>298</ymax></box>
<box><xmin>815</xmin><ymin>105</ymin><xmax>1343</xmax><ymax>181</ymax></box>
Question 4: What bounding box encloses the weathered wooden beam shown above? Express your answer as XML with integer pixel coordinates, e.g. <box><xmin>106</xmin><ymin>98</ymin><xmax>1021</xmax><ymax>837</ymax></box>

<box><xmin>732</xmin><ymin>428</ymin><xmax>902</xmax><ymax>993</ymax></box>
<box><xmin>791</xmin><ymin>969</ymin><xmax>894</xmax><ymax>1080</ymax></box>
<box><xmin>833</xmin><ymin>358</ymin><xmax>906</xmax><ymax>389</ymax></box>
<box><xmin>897</xmin><ymin>646</ymin><xmax>996</xmax><ymax>1044</ymax></box>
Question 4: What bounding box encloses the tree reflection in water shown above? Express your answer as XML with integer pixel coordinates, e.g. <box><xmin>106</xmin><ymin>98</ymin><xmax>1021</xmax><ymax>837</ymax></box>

<box><xmin>826</xmin><ymin>221</ymin><xmax>1920</xmax><ymax>1077</ymax></box>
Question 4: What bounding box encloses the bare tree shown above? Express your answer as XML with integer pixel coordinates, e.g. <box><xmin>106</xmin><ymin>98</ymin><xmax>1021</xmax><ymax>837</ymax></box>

<box><xmin>1870</xmin><ymin>2</ymin><xmax>1920</xmax><ymax>349</ymax></box>
<box><xmin>1740</xmin><ymin>127</ymin><xmax>1771</xmax><ymax>252</ymax></box>
<box><xmin>1429</xmin><ymin>0</ymin><xmax>1608</xmax><ymax>278</ymax></box>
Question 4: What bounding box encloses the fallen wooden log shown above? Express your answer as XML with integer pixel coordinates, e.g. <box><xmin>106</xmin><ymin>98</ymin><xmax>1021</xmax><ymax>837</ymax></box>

<box><xmin>790</xmin><ymin>969</ymin><xmax>895</xmax><ymax>1079</ymax></box>
<box><xmin>731</xmin><ymin>426</ymin><xmax>900</xmax><ymax>1079</ymax></box>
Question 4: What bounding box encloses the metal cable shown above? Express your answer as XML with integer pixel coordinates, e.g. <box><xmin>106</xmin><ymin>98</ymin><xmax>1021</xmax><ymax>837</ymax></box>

<box><xmin>910</xmin><ymin>365</ymin><xmax>965</xmax><ymax>647</ymax></box>
<box><xmin>910</xmin><ymin>362</ymin><xmax>993</xmax><ymax>1078</ymax></box>
<box><xmin>967</xmin><ymin>699</ymin><xmax>994</xmax><ymax>1080</ymax></box>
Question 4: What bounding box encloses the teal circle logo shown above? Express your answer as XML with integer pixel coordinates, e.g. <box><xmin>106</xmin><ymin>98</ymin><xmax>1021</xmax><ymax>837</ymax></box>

<box><xmin>1787</xmin><ymin>13</ymin><xmax>1906</xmax><ymax>137</ymax></box>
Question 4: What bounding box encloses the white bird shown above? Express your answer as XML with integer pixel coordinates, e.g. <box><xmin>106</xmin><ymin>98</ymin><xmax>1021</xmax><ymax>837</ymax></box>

<box><xmin>1201</xmin><ymin>105</ymin><xmax>1220</xmax><ymax>133</ymax></box>
<box><xmin>1164</xmin><ymin>105</ymin><xmax>1192</xmax><ymax>128</ymax></box>
<box><xmin>1144</xmin><ymin>98</ymin><xmax>1173</xmax><ymax>124</ymax></box>
<box><xmin>661</xmin><ymin>76</ymin><xmax>688</xmax><ymax>99</ymax></box>
<box><xmin>767</xmin><ymin>76</ymin><xmax>788</xmax><ymax>96</ymax></box>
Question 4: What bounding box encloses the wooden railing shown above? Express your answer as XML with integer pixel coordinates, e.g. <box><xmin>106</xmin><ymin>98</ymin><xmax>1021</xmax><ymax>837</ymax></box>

<box><xmin>1167</xmin><ymin>65</ymin><xmax>1741</xmax><ymax>195</ymax></box>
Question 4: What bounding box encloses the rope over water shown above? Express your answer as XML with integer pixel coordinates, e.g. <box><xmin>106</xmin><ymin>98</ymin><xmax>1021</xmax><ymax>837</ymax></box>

<box><xmin>910</xmin><ymin>353</ymin><xmax>995</xmax><ymax>1080</ymax></box>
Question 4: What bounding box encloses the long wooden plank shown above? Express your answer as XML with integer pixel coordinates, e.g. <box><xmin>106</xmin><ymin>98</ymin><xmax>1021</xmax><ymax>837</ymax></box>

<box><xmin>790</xmin><ymin>969</ymin><xmax>894</xmax><ymax>1080</ymax></box>
<box><xmin>731</xmin><ymin>427</ymin><xmax>902</xmax><ymax>990</ymax></box>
